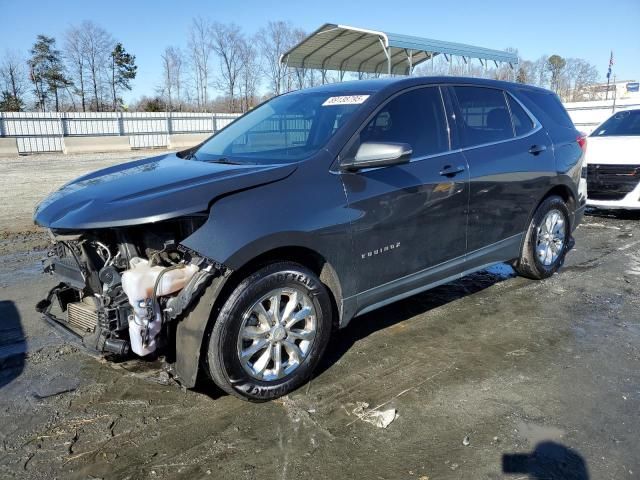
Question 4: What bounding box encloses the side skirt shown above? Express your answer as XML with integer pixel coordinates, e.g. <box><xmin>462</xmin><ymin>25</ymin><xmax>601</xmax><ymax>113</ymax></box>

<box><xmin>341</xmin><ymin>233</ymin><xmax>523</xmax><ymax>326</ymax></box>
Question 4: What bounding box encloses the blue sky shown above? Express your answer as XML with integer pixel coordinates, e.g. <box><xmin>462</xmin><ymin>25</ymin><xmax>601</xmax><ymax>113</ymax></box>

<box><xmin>1</xmin><ymin>0</ymin><xmax>638</xmax><ymax>102</ymax></box>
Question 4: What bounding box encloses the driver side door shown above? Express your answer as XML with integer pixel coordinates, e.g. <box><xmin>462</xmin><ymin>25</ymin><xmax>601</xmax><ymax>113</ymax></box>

<box><xmin>339</xmin><ymin>86</ymin><xmax>469</xmax><ymax>313</ymax></box>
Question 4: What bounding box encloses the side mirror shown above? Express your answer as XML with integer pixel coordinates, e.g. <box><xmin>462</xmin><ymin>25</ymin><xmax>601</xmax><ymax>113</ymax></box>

<box><xmin>341</xmin><ymin>142</ymin><xmax>412</xmax><ymax>172</ymax></box>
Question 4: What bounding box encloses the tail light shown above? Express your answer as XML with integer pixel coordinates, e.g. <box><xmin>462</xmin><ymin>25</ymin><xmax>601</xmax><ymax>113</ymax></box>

<box><xmin>577</xmin><ymin>132</ymin><xmax>587</xmax><ymax>151</ymax></box>
<box><xmin>577</xmin><ymin>132</ymin><xmax>588</xmax><ymax>179</ymax></box>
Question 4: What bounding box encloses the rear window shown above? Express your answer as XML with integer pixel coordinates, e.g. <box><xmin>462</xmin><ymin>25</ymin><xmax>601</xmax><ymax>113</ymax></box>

<box><xmin>591</xmin><ymin>110</ymin><xmax>640</xmax><ymax>137</ymax></box>
<box><xmin>507</xmin><ymin>95</ymin><xmax>535</xmax><ymax>136</ymax></box>
<box><xmin>453</xmin><ymin>86</ymin><xmax>514</xmax><ymax>147</ymax></box>
<box><xmin>519</xmin><ymin>90</ymin><xmax>574</xmax><ymax>129</ymax></box>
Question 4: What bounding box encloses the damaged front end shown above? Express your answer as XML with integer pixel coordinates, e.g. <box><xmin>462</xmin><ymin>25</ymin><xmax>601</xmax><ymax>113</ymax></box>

<box><xmin>37</xmin><ymin>215</ymin><xmax>223</xmax><ymax>360</ymax></box>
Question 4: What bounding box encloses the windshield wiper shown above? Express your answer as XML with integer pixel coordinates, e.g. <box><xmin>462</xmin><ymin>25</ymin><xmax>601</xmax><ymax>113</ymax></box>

<box><xmin>204</xmin><ymin>157</ymin><xmax>244</xmax><ymax>165</ymax></box>
<box><xmin>204</xmin><ymin>157</ymin><xmax>260</xmax><ymax>165</ymax></box>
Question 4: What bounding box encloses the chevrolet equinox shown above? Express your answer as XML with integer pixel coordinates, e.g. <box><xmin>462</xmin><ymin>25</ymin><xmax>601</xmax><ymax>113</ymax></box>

<box><xmin>34</xmin><ymin>77</ymin><xmax>587</xmax><ymax>401</ymax></box>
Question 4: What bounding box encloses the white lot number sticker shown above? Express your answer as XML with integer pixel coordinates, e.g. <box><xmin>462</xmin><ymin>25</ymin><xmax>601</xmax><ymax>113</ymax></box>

<box><xmin>322</xmin><ymin>95</ymin><xmax>370</xmax><ymax>106</ymax></box>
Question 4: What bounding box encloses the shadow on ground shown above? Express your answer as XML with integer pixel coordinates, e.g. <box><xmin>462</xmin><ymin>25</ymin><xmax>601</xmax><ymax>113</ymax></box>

<box><xmin>0</xmin><ymin>300</ymin><xmax>25</xmax><ymax>389</ymax></box>
<box><xmin>503</xmin><ymin>441</ymin><xmax>590</xmax><ymax>479</ymax></box>
<box><xmin>316</xmin><ymin>265</ymin><xmax>516</xmax><ymax>378</ymax></box>
<box><xmin>586</xmin><ymin>207</ymin><xmax>640</xmax><ymax>221</ymax></box>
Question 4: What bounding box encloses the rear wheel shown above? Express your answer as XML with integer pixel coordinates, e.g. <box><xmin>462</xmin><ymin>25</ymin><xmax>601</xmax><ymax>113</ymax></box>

<box><xmin>514</xmin><ymin>195</ymin><xmax>571</xmax><ymax>280</ymax></box>
<box><xmin>206</xmin><ymin>262</ymin><xmax>332</xmax><ymax>401</ymax></box>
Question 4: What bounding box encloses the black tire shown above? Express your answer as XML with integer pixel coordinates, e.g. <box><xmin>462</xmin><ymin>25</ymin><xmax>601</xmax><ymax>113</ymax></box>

<box><xmin>206</xmin><ymin>262</ymin><xmax>332</xmax><ymax>402</ymax></box>
<box><xmin>514</xmin><ymin>195</ymin><xmax>571</xmax><ymax>280</ymax></box>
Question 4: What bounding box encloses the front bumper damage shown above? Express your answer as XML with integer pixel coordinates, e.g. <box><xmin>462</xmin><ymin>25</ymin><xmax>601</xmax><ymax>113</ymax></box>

<box><xmin>36</xmin><ymin>228</ymin><xmax>229</xmax><ymax>387</ymax></box>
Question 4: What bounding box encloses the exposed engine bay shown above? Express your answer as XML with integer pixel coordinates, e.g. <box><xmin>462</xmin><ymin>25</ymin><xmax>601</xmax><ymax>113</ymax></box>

<box><xmin>37</xmin><ymin>215</ymin><xmax>222</xmax><ymax>360</ymax></box>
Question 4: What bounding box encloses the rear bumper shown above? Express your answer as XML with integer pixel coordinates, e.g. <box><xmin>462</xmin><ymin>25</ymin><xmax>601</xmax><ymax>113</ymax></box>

<box><xmin>586</xmin><ymin>196</ymin><xmax>640</xmax><ymax>210</ymax></box>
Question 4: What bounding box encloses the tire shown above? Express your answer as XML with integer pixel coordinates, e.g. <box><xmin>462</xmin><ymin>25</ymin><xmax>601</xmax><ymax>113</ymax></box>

<box><xmin>514</xmin><ymin>195</ymin><xmax>571</xmax><ymax>280</ymax></box>
<box><xmin>206</xmin><ymin>262</ymin><xmax>332</xmax><ymax>402</ymax></box>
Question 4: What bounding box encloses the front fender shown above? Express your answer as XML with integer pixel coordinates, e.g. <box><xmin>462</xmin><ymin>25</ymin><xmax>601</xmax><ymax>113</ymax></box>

<box><xmin>173</xmin><ymin>271</ymin><xmax>230</xmax><ymax>388</ymax></box>
<box><xmin>179</xmin><ymin>159</ymin><xmax>355</xmax><ymax>293</ymax></box>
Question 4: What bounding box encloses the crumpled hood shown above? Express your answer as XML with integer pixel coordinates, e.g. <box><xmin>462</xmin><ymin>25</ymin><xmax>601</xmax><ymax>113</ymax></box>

<box><xmin>34</xmin><ymin>153</ymin><xmax>296</xmax><ymax>229</ymax></box>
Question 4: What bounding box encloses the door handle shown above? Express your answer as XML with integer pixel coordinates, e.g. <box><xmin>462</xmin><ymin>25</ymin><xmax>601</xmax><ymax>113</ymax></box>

<box><xmin>528</xmin><ymin>144</ymin><xmax>547</xmax><ymax>155</ymax></box>
<box><xmin>439</xmin><ymin>165</ymin><xmax>466</xmax><ymax>177</ymax></box>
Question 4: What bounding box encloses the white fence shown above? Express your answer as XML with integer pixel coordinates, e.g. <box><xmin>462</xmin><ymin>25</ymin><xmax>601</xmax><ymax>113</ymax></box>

<box><xmin>0</xmin><ymin>112</ymin><xmax>240</xmax><ymax>153</ymax></box>
<box><xmin>2</xmin><ymin>99</ymin><xmax>639</xmax><ymax>154</ymax></box>
<box><xmin>565</xmin><ymin>98</ymin><xmax>640</xmax><ymax>133</ymax></box>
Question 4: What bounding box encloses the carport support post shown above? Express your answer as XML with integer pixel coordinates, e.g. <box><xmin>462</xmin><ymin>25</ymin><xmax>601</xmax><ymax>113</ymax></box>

<box><xmin>379</xmin><ymin>38</ymin><xmax>391</xmax><ymax>76</ymax></box>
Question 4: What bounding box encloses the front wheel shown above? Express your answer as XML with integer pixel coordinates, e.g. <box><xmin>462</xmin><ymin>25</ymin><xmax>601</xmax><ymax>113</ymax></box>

<box><xmin>514</xmin><ymin>195</ymin><xmax>571</xmax><ymax>280</ymax></box>
<box><xmin>206</xmin><ymin>262</ymin><xmax>333</xmax><ymax>401</ymax></box>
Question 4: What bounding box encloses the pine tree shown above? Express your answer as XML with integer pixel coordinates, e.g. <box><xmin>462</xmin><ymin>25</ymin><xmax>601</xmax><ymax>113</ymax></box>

<box><xmin>28</xmin><ymin>35</ymin><xmax>70</xmax><ymax>111</ymax></box>
<box><xmin>109</xmin><ymin>43</ymin><xmax>137</xmax><ymax>110</ymax></box>
<box><xmin>0</xmin><ymin>91</ymin><xmax>24</xmax><ymax>111</ymax></box>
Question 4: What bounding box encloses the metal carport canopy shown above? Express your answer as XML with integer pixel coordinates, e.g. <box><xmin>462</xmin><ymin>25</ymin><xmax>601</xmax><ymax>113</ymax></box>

<box><xmin>281</xmin><ymin>23</ymin><xmax>518</xmax><ymax>75</ymax></box>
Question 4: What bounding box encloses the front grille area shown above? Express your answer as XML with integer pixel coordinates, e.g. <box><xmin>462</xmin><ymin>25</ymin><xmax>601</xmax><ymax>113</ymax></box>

<box><xmin>587</xmin><ymin>164</ymin><xmax>640</xmax><ymax>201</ymax></box>
<box><xmin>67</xmin><ymin>301</ymin><xmax>98</xmax><ymax>334</ymax></box>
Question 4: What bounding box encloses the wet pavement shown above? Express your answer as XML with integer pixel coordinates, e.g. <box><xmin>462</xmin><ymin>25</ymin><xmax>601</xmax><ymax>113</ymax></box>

<box><xmin>0</xmin><ymin>154</ymin><xmax>639</xmax><ymax>479</ymax></box>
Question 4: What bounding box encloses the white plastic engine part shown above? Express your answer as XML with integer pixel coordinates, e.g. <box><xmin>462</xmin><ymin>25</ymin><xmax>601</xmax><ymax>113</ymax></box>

<box><xmin>121</xmin><ymin>257</ymin><xmax>199</xmax><ymax>356</ymax></box>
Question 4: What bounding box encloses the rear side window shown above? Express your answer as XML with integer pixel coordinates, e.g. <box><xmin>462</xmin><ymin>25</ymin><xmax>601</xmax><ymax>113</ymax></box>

<box><xmin>519</xmin><ymin>90</ymin><xmax>574</xmax><ymax>129</ymax></box>
<box><xmin>507</xmin><ymin>95</ymin><xmax>535</xmax><ymax>136</ymax></box>
<box><xmin>359</xmin><ymin>87</ymin><xmax>449</xmax><ymax>157</ymax></box>
<box><xmin>453</xmin><ymin>86</ymin><xmax>514</xmax><ymax>147</ymax></box>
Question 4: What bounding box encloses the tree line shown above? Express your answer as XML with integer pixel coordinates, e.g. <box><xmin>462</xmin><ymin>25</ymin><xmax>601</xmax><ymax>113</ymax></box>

<box><xmin>1</xmin><ymin>21</ymin><xmax>137</xmax><ymax>112</ymax></box>
<box><xmin>0</xmin><ymin>19</ymin><xmax>604</xmax><ymax>113</ymax></box>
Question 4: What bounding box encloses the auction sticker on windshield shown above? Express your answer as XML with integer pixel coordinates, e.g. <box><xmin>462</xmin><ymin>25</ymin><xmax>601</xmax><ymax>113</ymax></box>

<box><xmin>322</xmin><ymin>95</ymin><xmax>370</xmax><ymax>106</ymax></box>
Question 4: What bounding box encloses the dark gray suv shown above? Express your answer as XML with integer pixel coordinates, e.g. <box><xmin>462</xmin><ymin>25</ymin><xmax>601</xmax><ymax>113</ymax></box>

<box><xmin>35</xmin><ymin>77</ymin><xmax>586</xmax><ymax>401</ymax></box>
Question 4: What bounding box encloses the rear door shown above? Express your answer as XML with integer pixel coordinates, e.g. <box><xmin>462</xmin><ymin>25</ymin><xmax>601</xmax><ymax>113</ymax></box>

<box><xmin>448</xmin><ymin>85</ymin><xmax>555</xmax><ymax>264</ymax></box>
<box><xmin>339</xmin><ymin>86</ymin><xmax>469</xmax><ymax>309</ymax></box>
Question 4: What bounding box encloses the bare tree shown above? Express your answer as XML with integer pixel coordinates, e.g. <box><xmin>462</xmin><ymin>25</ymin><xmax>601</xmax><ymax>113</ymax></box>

<box><xmin>533</xmin><ymin>55</ymin><xmax>549</xmax><ymax>88</ymax></box>
<box><xmin>289</xmin><ymin>28</ymin><xmax>309</xmax><ymax>90</ymax></box>
<box><xmin>257</xmin><ymin>20</ymin><xmax>295</xmax><ymax>95</ymax></box>
<box><xmin>0</xmin><ymin>50</ymin><xmax>28</xmax><ymax>110</ymax></box>
<box><xmin>65</xmin><ymin>26</ymin><xmax>88</xmax><ymax>111</ymax></box>
<box><xmin>562</xmin><ymin>58</ymin><xmax>599</xmax><ymax>101</ymax></box>
<box><xmin>188</xmin><ymin>17</ymin><xmax>214</xmax><ymax>110</ymax></box>
<box><xmin>210</xmin><ymin>22</ymin><xmax>245</xmax><ymax>112</ymax></box>
<box><xmin>160</xmin><ymin>46</ymin><xmax>185</xmax><ymax>111</ymax></box>
<box><xmin>238</xmin><ymin>38</ymin><xmax>261</xmax><ymax>111</ymax></box>
<box><xmin>78</xmin><ymin>21</ymin><xmax>113</xmax><ymax>111</ymax></box>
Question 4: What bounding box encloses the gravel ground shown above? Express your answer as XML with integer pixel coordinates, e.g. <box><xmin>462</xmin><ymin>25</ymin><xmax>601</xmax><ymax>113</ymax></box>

<box><xmin>0</xmin><ymin>152</ymin><xmax>638</xmax><ymax>479</ymax></box>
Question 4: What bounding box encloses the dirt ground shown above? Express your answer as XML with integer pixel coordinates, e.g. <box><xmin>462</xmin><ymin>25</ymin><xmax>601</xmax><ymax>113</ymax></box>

<box><xmin>0</xmin><ymin>152</ymin><xmax>639</xmax><ymax>479</ymax></box>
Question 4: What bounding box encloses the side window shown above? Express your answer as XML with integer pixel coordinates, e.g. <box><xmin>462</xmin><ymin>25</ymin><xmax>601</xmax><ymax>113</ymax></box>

<box><xmin>453</xmin><ymin>86</ymin><xmax>514</xmax><ymax>147</ymax></box>
<box><xmin>519</xmin><ymin>90</ymin><xmax>574</xmax><ymax>129</ymax></box>
<box><xmin>359</xmin><ymin>87</ymin><xmax>449</xmax><ymax>157</ymax></box>
<box><xmin>507</xmin><ymin>95</ymin><xmax>535</xmax><ymax>136</ymax></box>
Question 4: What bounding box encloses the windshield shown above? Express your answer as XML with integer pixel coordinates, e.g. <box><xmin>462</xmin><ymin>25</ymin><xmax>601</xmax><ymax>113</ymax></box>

<box><xmin>193</xmin><ymin>92</ymin><xmax>371</xmax><ymax>164</ymax></box>
<box><xmin>591</xmin><ymin>110</ymin><xmax>640</xmax><ymax>137</ymax></box>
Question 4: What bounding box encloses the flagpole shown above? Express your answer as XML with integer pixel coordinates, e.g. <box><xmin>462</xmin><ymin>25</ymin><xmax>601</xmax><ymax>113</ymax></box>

<box><xmin>605</xmin><ymin>51</ymin><xmax>613</xmax><ymax>101</ymax></box>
